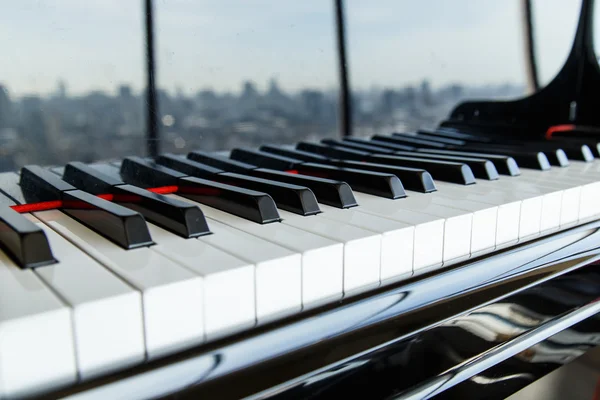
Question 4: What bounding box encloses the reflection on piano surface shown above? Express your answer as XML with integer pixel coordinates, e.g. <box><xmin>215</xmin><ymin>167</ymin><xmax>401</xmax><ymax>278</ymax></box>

<box><xmin>3</xmin><ymin>0</ymin><xmax>600</xmax><ymax>399</ymax></box>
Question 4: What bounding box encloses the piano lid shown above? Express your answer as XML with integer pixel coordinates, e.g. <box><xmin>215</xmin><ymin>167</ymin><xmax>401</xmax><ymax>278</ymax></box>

<box><xmin>441</xmin><ymin>0</ymin><xmax>600</xmax><ymax>139</ymax></box>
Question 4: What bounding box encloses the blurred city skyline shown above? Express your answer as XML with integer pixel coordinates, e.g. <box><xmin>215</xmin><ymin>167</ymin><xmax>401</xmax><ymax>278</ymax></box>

<box><xmin>0</xmin><ymin>0</ymin><xmax>588</xmax><ymax>96</ymax></box>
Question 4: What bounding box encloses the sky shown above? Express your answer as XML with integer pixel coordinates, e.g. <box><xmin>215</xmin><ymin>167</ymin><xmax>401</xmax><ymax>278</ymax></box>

<box><xmin>0</xmin><ymin>0</ymin><xmax>588</xmax><ymax>97</ymax></box>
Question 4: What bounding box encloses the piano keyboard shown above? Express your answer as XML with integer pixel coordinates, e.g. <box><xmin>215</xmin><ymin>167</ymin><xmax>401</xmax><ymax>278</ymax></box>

<box><xmin>2</xmin><ymin>132</ymin><xmax>600</xmax><ymax>398</ymax></box>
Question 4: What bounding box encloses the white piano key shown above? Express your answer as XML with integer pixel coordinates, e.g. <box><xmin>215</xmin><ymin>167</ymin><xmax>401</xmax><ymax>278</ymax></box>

<box><xmin>278</xmin><ymin>209</ymin><xmax>382</xmax><ymax>293</ymax></box>
<box><xmin>34</xmin><ymin>210</ymin><xmax>205</xmax><ymax>359</ymax></box>
<box><xmin>468</xmin><ymin>180</ymin><xmax>548</xmax><ymax>240</ymax></box>
<box><xmin>432</xmin><ymin>182</ymin><xmax>522</xmax><ymax>249</ymax></box>
<box><xmin>170</xmin><ymin>195</ymin><xmax>343</xmax><ymax>307</ymax></box>
<box><xmin>401</xmin><ymin>191</ymin><xmax>498</xmax><ymax>255</ymax></box>
<box><xmin>145</xmin><ymin>223</ymin><xmax>256</xmax><ymax>338</ymax></box>
<box><xmin>31</xmin><ymin>215</ymin><xmax>145</xmax><ymax>380</ymax></box>
<box><xmin>347</xmin><ymin>201</ymin><xmax>444</xmax><ymax>272</ymax></box>
<box><xmin>352</xmin><ymin>192</ymin><xmax>472</xmax><ymax>265</ymax></box>
<box><xmin>0</xmin><ymin>250</ymin><xmax>76</xmax><ymax>399</ymax></box>
<box><xmin>198</xmin><ymin>221</ymin><xmax>301</xmax><ymax>321</ymax></box>
<box><xmin>316</xmin><ymin>203</ymin><xmax>414</xmax><ymax>283</ymax></box>
<box><xmin>518</xmin><ymin>167</ymin><xmax>600</xmax><ymax>222</ymax></box>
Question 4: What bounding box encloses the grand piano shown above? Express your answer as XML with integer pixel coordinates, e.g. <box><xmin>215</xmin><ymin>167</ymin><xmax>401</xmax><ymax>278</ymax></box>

<box><xmin>2</xmin><ymin>1</ymin><xmax>600</xmax><ymax>399</ymax></box>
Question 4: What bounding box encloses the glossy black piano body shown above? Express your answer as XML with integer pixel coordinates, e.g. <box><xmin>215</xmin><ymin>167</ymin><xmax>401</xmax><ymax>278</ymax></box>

<box><xmin>43</xmin><ymin>219</ymin><xmax>600</xmax><ymax>400</ymax></box>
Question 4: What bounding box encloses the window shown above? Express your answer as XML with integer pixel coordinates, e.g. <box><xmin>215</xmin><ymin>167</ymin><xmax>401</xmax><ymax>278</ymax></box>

<box><xmin>154</xmin><ymin>0</ymin><xmax>339</xmax><ymax>154</ymax></box>
<box><xmin>345</xmin><ymin>0</ymin><xmax>527</xmax><ymax>136</ymax></box>
<box><xmin>0</xmin><ymin>0</ymin><xmax>146</xmax><ymax>171</ymax></box>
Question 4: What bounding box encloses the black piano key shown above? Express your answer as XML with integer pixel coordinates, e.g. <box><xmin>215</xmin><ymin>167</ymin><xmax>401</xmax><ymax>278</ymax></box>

<box><xmin>416</xmin><ymin>148</ymin><xmax>520</xmax><ymax>176</ymax></box>
<box><xmin>366</xmin><ymin>155</ymin><xmax>476</xmax><ymax>185</ymax></box>
<box><xmin>534</xmin><ymin>148</ymin><xmax>570</xmax><ymax>167</ymax></box>
<box><xmin>522</xmin><ymin>141</ymin><xmax>593</xmax><ymax>162</ymax></box>
<box><xmin>215</xmin><ymin>173</ymin><xmax>321</xmax><ymax>216</ymax></box>
<box><xmin>321</xmin><ymin>139</ymin><xmax>396</xmax><ymax>154</ymax></box>
<box><xmin>325</xmin><ymin>160</ymin><xmax>437</xmax><ymax>193</ymax></box>
<box><xmin>234</xmin><ymin>148</ymin><xmax>403</xmax><ymax>199</ymax></box>
<box><xmin>122</xmin><ymin>156</ymin><xmax>281</xmax><ymax>224</ymax></box>
<box><xmin>19</xmin><ymin>165</ymin><xmax>154</xmax><ymax>249</ymax></box>
<box><xmin>296</xmin><ymin>142</ymin><xmax>368</xmax><ymax>160</ymax></box>
<box><xmin>249</xmin><ymin>168</ymin><xmax>357</xmax><ymax>208</ymax></box>
<box><xmin>64</xmin><ymin>161</ymin><xmax>209</xmax><ymax>238</ymax></box>
<box><xmin>0</xmin><ymin>193</ymin><xmax>56</xmax><ymax>269</ymax></box>
<box><xmin>120</xmin><ymin>156</ymin><xmax>183</xmax><ymax>188</ymax></box>
<box><xmin>20</xmin><ymin>165</ymin><xmax>75</xmax><ymax>202</ymax></box>
<box><xmin>230</xmin><ymin>148</ymin><xmax>301</xmax><ymax>170</ymax></box>
<box><xmin>88</xmin><ymin>163</ymin><xmax>125</xmax><ymax>181</ymax></box>
<box><xmin>367</xmin><ymin>138</ymin><xmax>418</xmax><ymax>152</ymax></box>
<box><xmin>372</xmin><ymin>134</ymin><xmax>446</xmax><ymax>149</ymax></box>
<box><xmin>62</xmin><ymin>190</ymin><xmax>153</xmax><ymax>249</ymax></box>
<box><xmin>470</xmin><ymin>144</ymin><xmax>569</xmax><ymax>167</ymax></box>
<box><xmin>455</xmin><ymin>145</ymin><xmax>551</xmax><ymax>170</ymax></box>
<box><xmin>188</xmin><ymin>151</ymin><xmax>256</xmax><ymax>173</ymax></box>
<box><xmin>418</xmin><ymin>128</ymin><xmax>492</xmax><ymax>143</ymax></box>
<box><xmin>558</xmin><ymin>139</ymin><xmax>600</xmax><ymax>157</ymax></box>
<box><xmin>111</xmin><ymin>184</ymin><xmax>211</xmax><ymax>238</ymax></box>
<box><xmin>296</xmin><ymin>163</ymin><xmax>406</xmax><ymax>199</ymax></box>
<box><xmin>178</xmin><ymin>177</ymin><xmax>281</xmax><ymax>224</ymax></box>
<box><xmin>345</xmin><ymin>137</ymin><xmax>415</xmax><ymax>151</ymax></box>
<box><xmin>63</xmin><ymin>161</ymin><xmax>123</xmax><ymax>194</ymax></box>
<box><xmin>390</xmin><ymin>150</ymin><xmax>499</xmax><ymax>180</ymax></box>
<box><xmin>158</xmin><ymin>155</ymin><xmax>321</xmax><ymax>216</ymax></box>
<box><xmin>396</xmin><ymin>132</ymin><xmax>467</xmax><ymax>146</ymax></box>
<box><xmin>63</xmin><ymin>160</ymin><xmax>211</xmax><ymax>237</ymax></box>
<box><xmin>157</xmin><ymin>154</ymin><xmax>224</xmax><ymax>178</ymax></box>
<box><xmin>260</xmin><ymin>145</ymin><xmax>331</xmax><ymax>163</ymax></box>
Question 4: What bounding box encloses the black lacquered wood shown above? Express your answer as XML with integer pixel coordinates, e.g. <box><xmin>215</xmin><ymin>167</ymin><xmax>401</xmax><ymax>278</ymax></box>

<box><xmin>177</xmin><ymin>177</ymin><xmax>281</xmax><ymax>224</ymax></box>
<box><xmin>454</xmin><ymin>145</ymin><xmax>552</xmax><ymax>170</ymax></box>
<box><xmin>296</xmin><ymin>163</ymin><xmax>406</xmax><ymax>199</ymax></box>
<box><xmin>61</xmin><ymin>189</ymin><xmax>153</xmax><ymax>249</ymax></box>
<box><xmin>416</xmin><ymin>149</ymin><xmax>521</xmax><ymax>176</ymax></box>
<box><xmin>366</xmin><ymin>155</ymin><xmax>476</xmax><ymax>185</ymax></box>
<box><xmin>325</xmin><ymin>160</ymin><xmax>437</xmax><ymax>193</ymax></box>
<box><xmin>296</xmin><ymin>142</ymin><xmax>368</xmax><ymax>160</ymax></box>
<box><xmin>250</xmin><ymin>169</ymin><xmax>357</xmax><ymax>209</ymax></box>
<box><xmin>260</xmin><ymin>145</ymin><xmax>331</xmax><ymax>163</ymax></box>
<box><xmin>391</xmin><ymin>150</ymin><xmax>499</xmax><ymax>180</ymax></box>
<box><xmin>0</xmin><ymin>193</ymin><xmax>56</xmax><ymax>269</ymax></box>
<box><xmin>321</xmin><ymin>139</ymin><xmax>396</xmax><ymax>154</ymax></box>
<box><xmin>230</xmin><ymin>148</ymin><xmax>302</xmax><ymax>170</ymax></box>
<box><xmin>372</xmin><ymin>134</ymin><xmax>446</xmax><ymax>149</ymax></box>
<box><xmin>188</xmin><ymin>151</ymin><xmax>256</xmax><ymax>173</ymax></box>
